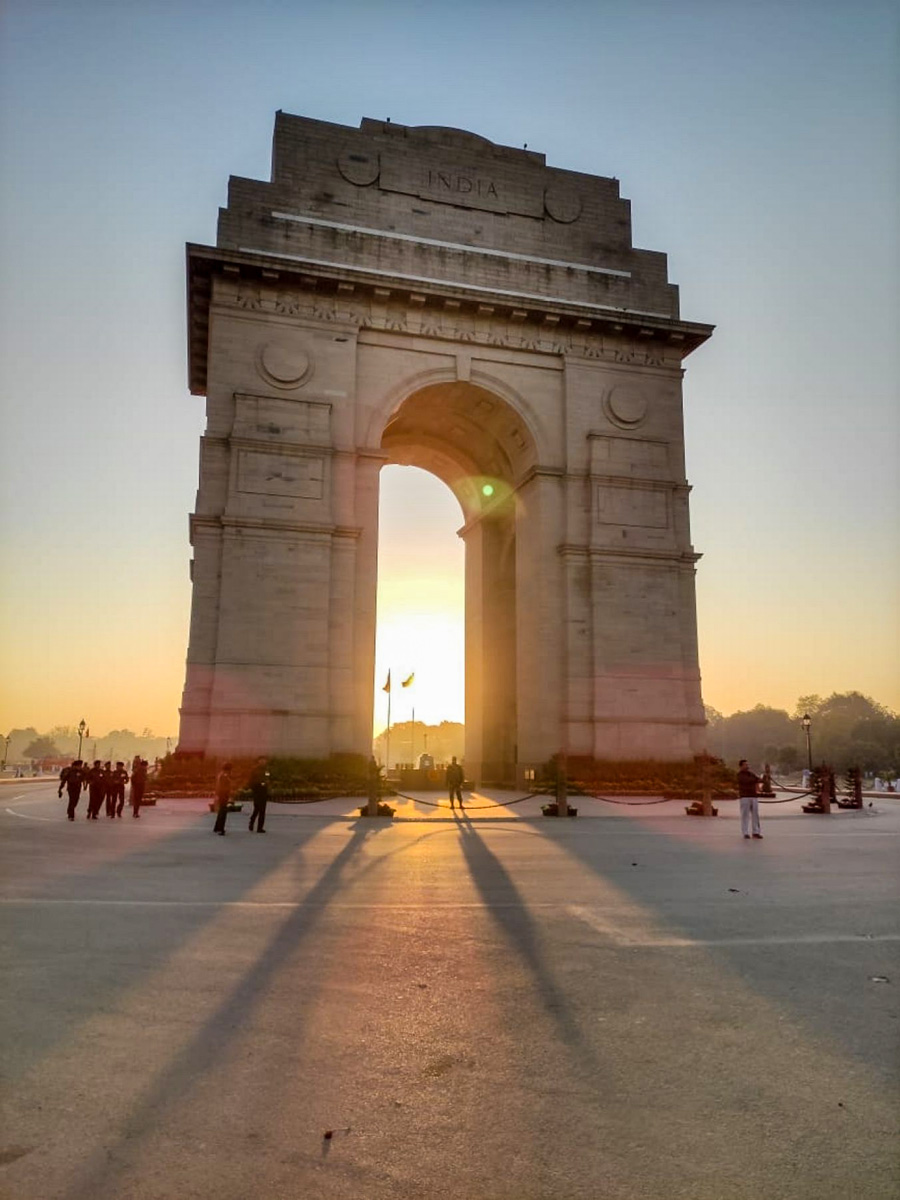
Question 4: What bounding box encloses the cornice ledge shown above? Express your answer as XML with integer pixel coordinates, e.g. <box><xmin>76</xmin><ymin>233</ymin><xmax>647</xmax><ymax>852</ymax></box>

<box><xmin>218</xmin><ymin>515</ymin><xmax>361</xmax><ymax>539</ymax></box>
<box><xmin>557</xmin><ymin>544</ymin><xmax>702</xmax><ymax>565</ymax></box>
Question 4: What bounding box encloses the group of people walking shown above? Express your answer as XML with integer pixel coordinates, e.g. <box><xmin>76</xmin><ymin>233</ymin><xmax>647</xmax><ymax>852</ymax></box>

<box><xmin>58</xmin><ymin>757</ymin><xmax>149</xmax><ymax>821</ymax></box>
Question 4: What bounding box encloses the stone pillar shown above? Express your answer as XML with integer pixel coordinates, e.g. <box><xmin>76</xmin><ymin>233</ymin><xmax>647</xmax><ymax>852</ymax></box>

<box><xmin>514</xmin><ymin>471</ymin><xmax>567</xmax><ymax>783</ymax></box>
<box><xmin>177</xmin><ymin>518</ymin><xmax>223</xmax><ymax>753</ymax></box>
<box><xmin>461</xmin><ymin>510</ymin><xmax>517</xmax><ymax>785</ymax></box>
<box><xmin>347</xmin><ymin>451</ymin><xmax>385</xmax><ymax>756</ymax></box>
<box><xmin>177</xmin><ymin>295</ymin><xmax>372</xmax><ymax>759</ymax></box>
<box><xmin>462</xmin><ymin>520</ymin><xmax>485</xmax><ymax>785</ymax></box>
<box><xmin>481</xmin><ymin>514</ymin><xmax>517</xmax><ymax>783</ymax></box>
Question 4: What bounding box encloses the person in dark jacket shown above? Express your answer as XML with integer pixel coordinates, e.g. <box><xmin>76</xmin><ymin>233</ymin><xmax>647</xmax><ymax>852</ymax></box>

<box><xmin>86</xmin><ymin>761</ymin><xmax>105</xmax><ymax>819</ymax></box>
<box><xmin>59</xmin><ymin>759</ymin><xmax>86</xmax><ymax>821</ymax></box>
<box><xmin>248</xmin><ymin>758</ymin><xmax>269</xmax><ymax>832</ymax></box>
<box><xmin>446</xmin><ymin>756</ymin><xmax>464</xmax><ymax>809</ymax></box>
<box><xmin>129</xmin><ymin>759</ymin><xmax>148</xmax><ymax>817</ymax></box>
<box><xmin>737</xmin><ymin>759</ymin><xmax>763</xmax><ymax>839</ymax></box>
<box><xmin>111</xmin><ymin>762</ymin><xmax>129</xmax><ymax>817</ymax></box>
<box><xmin>213</xmin><ymin>762</ymin><xmax>233</xmax><ymax>835</ymax></box>
<box><xmin>100</xmin><ymin>762</ymin><xmax>115</xmax><ymax>817</ymax></box>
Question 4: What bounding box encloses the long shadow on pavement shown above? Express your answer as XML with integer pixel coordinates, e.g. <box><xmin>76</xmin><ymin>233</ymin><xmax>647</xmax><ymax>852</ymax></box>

<box><xmin>455</xmin><ymin>809</ymin><xmax>609</xmax><ymax>1079</ymax></box>
<box><xmin>523</xmin><ymin>813</ymin><xmax>900</xmax><ymax>1085</ymax></box>
<box><xmin>1</xmin><ymin>812</ymin><xmax>343</xmax><ymax>1084</ymax></box>
<box><xmin>61</xmin><ymin>820</ymin><xmax>388</xmax><ymax>1200</ymax></box>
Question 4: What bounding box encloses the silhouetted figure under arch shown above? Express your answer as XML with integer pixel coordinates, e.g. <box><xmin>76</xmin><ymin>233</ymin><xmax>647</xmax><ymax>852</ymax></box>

<box><xmin>446</xmin><ymin>756</ymin><xmax>464</xmax><ymax>809</ymax></box>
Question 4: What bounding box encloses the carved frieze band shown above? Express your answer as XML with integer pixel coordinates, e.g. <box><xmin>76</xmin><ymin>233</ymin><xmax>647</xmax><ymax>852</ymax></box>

<box><xmin>219</xmin><ymin>278</ymin><xmax>674</xmax><ymax>368</ymax></box>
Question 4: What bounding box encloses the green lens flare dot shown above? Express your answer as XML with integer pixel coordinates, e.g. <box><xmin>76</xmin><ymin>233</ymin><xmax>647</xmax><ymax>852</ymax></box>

<box><xmin>481</xmin><ymin>484</ymin><xmax>494</xmax><ymax>497</ymax></box>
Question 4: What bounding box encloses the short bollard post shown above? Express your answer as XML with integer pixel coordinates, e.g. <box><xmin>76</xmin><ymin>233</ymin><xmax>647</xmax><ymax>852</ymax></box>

<box><xmin>822</xmin><ymin>767</ymin><xmax>834</xmax><ymax>814</ymax></box>
<box><xmin>367</xmin><ymin>757</ymin><xmax>380</xmax><ymax>818</ymax></box>
<box><xmin>557</xmin><ymin>752</ymin><xmax>568</xmax><ymax>819</ymax></box>
<box><xmin>803</xmin><ymin>765</ymin><xmax>835</xmax><ymax>814</ymax></box>
<box><xmin>701</xmin><ymin>754</ymin><xmax>713</xmax><ymax>816</ymax></box>
<box><xmin>847</xmin><ymin>766</ymin><xmax>863</xmax><ymax>809</ymax></box>
<box><xmin>685</xmin><ymin>754</ymin><xmax>718</xmax><ymax>816</ymax></box>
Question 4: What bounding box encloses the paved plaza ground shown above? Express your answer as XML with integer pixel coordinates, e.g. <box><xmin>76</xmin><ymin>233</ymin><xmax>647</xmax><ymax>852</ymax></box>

<box><xmin>1</xmin><ymin>782</ymin><xmax>898</xmax><ymax>1199</ymax></box>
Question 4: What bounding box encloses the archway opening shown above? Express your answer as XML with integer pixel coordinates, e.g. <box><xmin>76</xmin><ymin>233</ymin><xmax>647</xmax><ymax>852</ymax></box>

<box><xmin>375</xmin><ymin>381</ymin><xmax>537</xmax><ymax>786</ymax></box>
<box><xmin>373</xmin><ymin>466</ymin><xmax>464</xmax><ymax>770</ymax></box>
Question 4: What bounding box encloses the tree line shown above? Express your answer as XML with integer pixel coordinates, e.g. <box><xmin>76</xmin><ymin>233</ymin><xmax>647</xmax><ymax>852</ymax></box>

<box><xmin>3</xmin><ymin>726</ymin><xmax>172</xmax><ymax>767</ymax></box>
<box><xmin>372</xmin><ymin>720</ymin><xmax>464</xmax><ymax>768</ymax></box>
<box><xmin>705</xmin><ymin>692</ymin><xmax>899</xmax><ymax>775</ymax></box>
<box><xmin>6</xmin><ymin>694</ymin><xmax>898</xmax><ymax>776</ymax></box>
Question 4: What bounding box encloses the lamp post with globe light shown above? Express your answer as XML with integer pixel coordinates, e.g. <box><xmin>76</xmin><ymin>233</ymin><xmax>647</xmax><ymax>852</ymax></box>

<box><xmin>801</xmin><ymin>713</ymin><xmax>812</xmax><ymax>771</ymax></box>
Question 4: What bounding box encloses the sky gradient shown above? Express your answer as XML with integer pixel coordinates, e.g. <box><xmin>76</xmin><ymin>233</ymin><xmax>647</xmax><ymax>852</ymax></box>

<box><xmin>1</xmin><ymin>0</ymin><xmax>898</xmax><ymax>739</ymax></box>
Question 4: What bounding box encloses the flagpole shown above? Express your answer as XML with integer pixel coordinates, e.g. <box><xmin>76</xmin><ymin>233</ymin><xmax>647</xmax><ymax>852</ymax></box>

<box><xmin>400</xmin><ymin>670</ymin><xmax>415</xmax><ymax>769</ymax></box>
<box><xmin>386</xmin><ymin>686</ymin><xmax>391</xmax><ymax>773</ymax></box>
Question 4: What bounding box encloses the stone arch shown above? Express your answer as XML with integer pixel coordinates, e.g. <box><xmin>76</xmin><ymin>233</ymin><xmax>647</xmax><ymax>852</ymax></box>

<box><xmin>178</xmin><ymin>112</ymin><xmax>713</xmax><ymax>779</ymax></box>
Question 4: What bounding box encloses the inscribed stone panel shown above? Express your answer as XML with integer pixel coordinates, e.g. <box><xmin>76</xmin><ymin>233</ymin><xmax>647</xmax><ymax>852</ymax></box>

<box><xmin>590</xmin><ymin>436</ymin><xmax>670</xmax><ymax>479</ymax></box>
<box><xmin>233</xmin><ymin>394</ymin><xmax>331</xmax><ymax>446</ymax></box>
<box><xmin>379</xmin><ymin>150</ymin><xmax>544</xmax><ymax>218</ymax></box>
<box><xmin>595</xmin><ymin>485</ymin><xmax>667</xmax><ymax>529</ymax></box>
<box><xmin>237</xmin><ymin>450</ymin><xmax>325</xmax><ymax>499</ymax></box>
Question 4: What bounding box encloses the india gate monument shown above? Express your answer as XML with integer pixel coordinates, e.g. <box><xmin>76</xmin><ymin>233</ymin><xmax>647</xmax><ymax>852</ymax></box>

<box><xmin>178</xmin><ymin>113</ymin><xmax>713</xmax><ymax>785</ymax></box>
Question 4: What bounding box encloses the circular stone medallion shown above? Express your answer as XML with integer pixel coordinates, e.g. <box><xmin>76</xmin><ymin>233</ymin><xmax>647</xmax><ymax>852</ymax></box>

<box><xmin>604</xmin><ymin>384</ymin><xmax>648</xmax><ymax>428</ymax></box>
<box><xmin>544</xmin><ymin>186</ymin><xmax>582</xmax><ymax>224</ymax></box>
<box><xmin>256</xmin><ymin>338</ymin><xmax>312</xmax><ymax>389</ymax></box>
<box><xmin>336</xmin><ymin>151</ymin><xmax>380</xmax><ymax>186</ymax></box>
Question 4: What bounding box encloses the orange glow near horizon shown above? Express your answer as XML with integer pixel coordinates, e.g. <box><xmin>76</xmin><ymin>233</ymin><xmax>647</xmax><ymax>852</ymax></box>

<box><xmin>373</xmin><ymin>466</ymin><xmax>465</xmax><ymax>736</ymax></box>
<box><xmin>2</xmin><ymin>465</ymin><xmax>897</xmax><ymax>740</ymax></box>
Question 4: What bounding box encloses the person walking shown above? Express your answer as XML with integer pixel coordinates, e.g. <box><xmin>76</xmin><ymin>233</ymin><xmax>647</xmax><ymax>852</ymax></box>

<box><xmin>86</xmin><ymin>760</ymin><xmax>105</xmax><ymax>819</ymax></box>
<box><xmin>737</xmin><ymin>758</ymin><xmax>763</xmax><ymax>839</ymax></box>
<box><xmin>129</xmin><ymin>758</ymin><xmax>147</xmax><ymax>817</ymax></box>
<box><xmin>111</xmin><ymin>761</ymin><xmax>129</xmax><ymax>818</ymax></box>
<box><xmin>102</xmin><ymin>762</ymin><xmax>116</xmax><ymax>818</ymax></box>
<box><xmin>446</xmin><ymin>755</ymin><xmax>464</xmax><ymax>809</ymax></box>
<box><xmin>248</xmin><ymin>757</ymin><xmax>269</xmax><ymax>832</ymax></box>
<box><xmin>213</xmin><ymin>762</ymin><xmax>232</xmax><ymax>835</ymax></box>
<box><xmin>58</xmin><ymin>759</ymin><xmax>86</xmax><ymax>821</ymax></box>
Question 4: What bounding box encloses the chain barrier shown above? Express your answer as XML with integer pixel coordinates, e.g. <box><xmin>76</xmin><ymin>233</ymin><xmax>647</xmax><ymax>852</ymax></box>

<box><xmin>771</xmin><ymin>775</ymin><xmax>864</xmax><ymax>804</ymax></box>
<box><xmin>271</xmin><ymin>782</ymin><xmax>830</xmax><ymax>810</ymax></box>
<box><xmin>574</xmin><ymin>792</ymin><xmax>677</xmax><ymax>806</ymax></box>
<box><xmin>269</xmin><ymin>793</ymin><xmax>344</xmax><ymax>805</ymax></box>
<box><xmin>391</xmin><ymin>790</ymin><xmax>542</xmax><ymax>811</ymax></box>
<box><xmin>579</xmin><ymin>785</ymin><xmax>820</xmax><ymax>806</ymax></box>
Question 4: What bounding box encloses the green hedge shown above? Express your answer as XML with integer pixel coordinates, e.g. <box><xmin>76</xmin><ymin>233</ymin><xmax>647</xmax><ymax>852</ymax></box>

<box><xmin>150</xmin><ymin>752</ymin><xmax>370</xmax><ymax>797</ymax></box>
<box><xmin>542</xmin><ymin>754</ymin><xmax>736</xmax><ymax>797</ymax></box>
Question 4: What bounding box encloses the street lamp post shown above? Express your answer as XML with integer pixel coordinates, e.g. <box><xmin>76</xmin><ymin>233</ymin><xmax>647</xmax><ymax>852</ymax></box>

<box><xmin>77</xmin><ymin>719</ymin><xmax>87</xmax><ymax>761</ymax></box>
<box><xmin>801</xmin><ymin>713</ymin><xmax>812</xmax><ymax>771</ymax></box>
